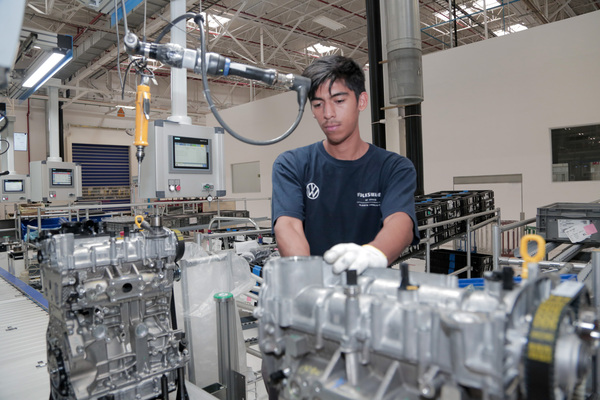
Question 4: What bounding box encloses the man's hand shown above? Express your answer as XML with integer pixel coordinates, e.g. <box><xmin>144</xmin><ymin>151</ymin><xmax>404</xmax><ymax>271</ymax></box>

<box><xmin>323</xmin><ymin>243</ymin><xmax>388</xmax><ymax>275</ymax></box>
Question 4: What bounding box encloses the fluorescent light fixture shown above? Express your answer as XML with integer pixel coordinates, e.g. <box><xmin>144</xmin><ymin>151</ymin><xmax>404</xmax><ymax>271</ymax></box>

<box><xmin>472</xmin><ymin>0</ymin><xmax>501</xmax><ymax>10</ymax></box>
<box><xmin>511</xmin><ymin>23</ymin><xmax>528</xmax><ymax>32</ymax></box>
<box><xmin>493</xmin><ymin>23</ymin><xmax>527</xmax><ymax>36</ymax></box>
<box><xmin>13</xmin><ymin>34</ymin><xmax>73</xmax><ymax>102</ymax></box>
<box><xmin>116</xmin><ymin>105</ymin><xmax>136</xmax><ymax>110</ymax></box>
<box><xmin>307</xmin><ymin>43</ymin><xmax>339</xmax><ymax>55</ymax></box>
<box><xmin>23</xmin><ymin>52</ymin><xmax>67</xmax><ymax>88</ymax></box>
<box><xmin>208</xmin><ymin>14</ymin><xmax>231</xmax><ymax>29</ymax></box>
<box><xmin>313</xmin><ymin>16</ymin><xmax>346</xmax><ymax>31</ymax></box>
<box><xmin>433</xmin><ymin>11</ymin><xmax>451</xmax><ymax>21</ymax></box>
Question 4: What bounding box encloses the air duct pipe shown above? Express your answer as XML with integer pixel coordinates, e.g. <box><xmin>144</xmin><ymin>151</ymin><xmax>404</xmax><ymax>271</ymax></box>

<box><xmin>167</xmin><ymin>0</ymin><xmax>191</xmax><ymax>124</ymax></box>
<box><xmin>384</xmin><ymin>0</ymin><xmax>424</xmax><ymax>105</ymax></box>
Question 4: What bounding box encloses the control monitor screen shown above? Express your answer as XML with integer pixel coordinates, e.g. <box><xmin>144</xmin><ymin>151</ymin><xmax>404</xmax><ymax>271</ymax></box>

<box><xmin>51</xmin><ymin>168</ymin><xmax>73</xmax><ymax>186</ymax></box>
<box><xmin>172</xmin><ymin>136</ymin><xmax>210</xmax><ymax>170</ymax></box>
<box><xmin>3</xmin><ymin>179</ymin><xmax>24</xmax><ymax>193</ymax></box>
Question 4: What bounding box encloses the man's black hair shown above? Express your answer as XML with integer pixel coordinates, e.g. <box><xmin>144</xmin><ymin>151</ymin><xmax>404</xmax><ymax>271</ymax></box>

<box><xmin>302</xmin><ymin>55</ymin><xmax>366</xmax><ymax>101</ymax></box>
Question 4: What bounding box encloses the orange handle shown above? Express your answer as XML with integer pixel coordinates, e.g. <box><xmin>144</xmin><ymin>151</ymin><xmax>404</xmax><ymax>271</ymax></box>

<box><xmin>134</xmin><ymin>84</ymin><xmax>150</xmax><ymax>147</ymax></box>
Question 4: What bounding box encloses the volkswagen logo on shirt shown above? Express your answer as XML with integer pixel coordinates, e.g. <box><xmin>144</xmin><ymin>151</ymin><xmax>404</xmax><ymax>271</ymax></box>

<box><xmin>306</xmin><ymin>183</ymin><xmax>320</xmax><ymax>200</ymax></box>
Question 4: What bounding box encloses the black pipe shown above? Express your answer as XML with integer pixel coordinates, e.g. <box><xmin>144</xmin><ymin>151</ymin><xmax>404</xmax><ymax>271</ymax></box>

<box><xmin>452</xmin><ymin>0</ymin><xmax>459</xmax><ymax>47</ymax></box>
<box><xmin>170</xmin><ymin>287</ymin><xmax>178</xmax><ymax>330</ymax></box>
<box><xmin>365</xmin><ymin>0</ymin><xmax>386</xmax><ymax>149</ymax></box>
<box><xmin>161</xmin><ymin>374</ymin><xmax>169</xmax><ymax>400</ymax></box>
<box><xmin>58</xmin><ymin>101</ymin><xmax>65</xmax><ymax>160</ymax></box>
<box><xmin>405</xmin><ymin>103</ymin><xmax>424</xmax><ymax>196</ymax></box>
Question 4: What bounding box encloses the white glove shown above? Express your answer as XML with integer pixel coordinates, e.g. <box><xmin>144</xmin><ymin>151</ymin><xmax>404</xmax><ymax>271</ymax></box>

<box><xmin>323</xmin><ymin>243</ymin><xmax>388</xmax><ymax>275</ymax></box>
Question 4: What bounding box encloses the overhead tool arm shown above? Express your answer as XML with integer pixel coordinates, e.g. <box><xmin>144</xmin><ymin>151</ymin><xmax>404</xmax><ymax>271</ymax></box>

<box><xmin>123</xmin><ymin>29</ymin><xmax>310</xmax><ymax>145</ymax></box>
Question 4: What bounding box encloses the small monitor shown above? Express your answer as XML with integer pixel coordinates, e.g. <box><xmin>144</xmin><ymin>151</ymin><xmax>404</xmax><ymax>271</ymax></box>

<box><xmin>172</xmin><ymin>136</ymin><xmax>210</xmax><ymax>170</ymax></box>
<box><xmin>3</xmin><ymin>179</ymin><xmax>24</xmax><ymax>193</ymax></box>
<box><xmin>51</xmin><ymin>168</ymin><xmax>73</xmax><ymax>186</ymax></box>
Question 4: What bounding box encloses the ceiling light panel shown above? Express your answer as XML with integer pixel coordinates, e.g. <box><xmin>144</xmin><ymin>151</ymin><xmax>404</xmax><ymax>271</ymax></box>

<box><xmin>313</xmin><ymin>16</ymin><xmax>346</xmax><ymax>31</ymax></box>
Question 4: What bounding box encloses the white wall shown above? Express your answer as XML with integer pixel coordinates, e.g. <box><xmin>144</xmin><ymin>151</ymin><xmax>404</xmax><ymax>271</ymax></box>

<box><xmin>212</xmin><ymin>11</ymin><xmax>600</xmax><ymax>222</ymax></box>
<box><xmin>422</xmin><ymin>10</ymin><xmax>600</xmax><ymax>220</ymax></box>
<box><xmin>6</xmin><ymin>10</ymin><xmax>598</xmax><ymax>223</ymax></box>
<box><xmin>6</xmin><ymin>100</ymin><xmax>137</xmax><ymax>174</ymax></box>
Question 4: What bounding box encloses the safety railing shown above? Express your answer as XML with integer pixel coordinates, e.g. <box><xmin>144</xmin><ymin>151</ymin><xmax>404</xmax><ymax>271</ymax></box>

<box><xmin>415</xmin><ymin>208</ymin><xmax>500</xmax><ymax>278</ymax></box>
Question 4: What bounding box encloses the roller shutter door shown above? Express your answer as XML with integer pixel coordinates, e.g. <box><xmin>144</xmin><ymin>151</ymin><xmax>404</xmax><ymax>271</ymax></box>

<box><xmin>71</xmin><ymin>143</ymin><xmax>130</xmax><ymax>208</ymax></box>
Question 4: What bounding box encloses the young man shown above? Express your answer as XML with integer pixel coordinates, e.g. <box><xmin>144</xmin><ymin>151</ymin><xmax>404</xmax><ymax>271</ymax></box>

<box><xmin>271</xmin><ymin>55</ymin><xmax>419</xmax><ymax>274</ymax></box>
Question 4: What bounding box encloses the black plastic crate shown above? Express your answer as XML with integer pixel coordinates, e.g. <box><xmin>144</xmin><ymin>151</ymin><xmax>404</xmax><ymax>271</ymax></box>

<box><xmin>219</xmin><ymin>210</ymin><xmax>251</xmax><ymax>218</ymax></box>
<box><xmin>481</xmin><ymin>198</ymin><xmax>495</xmax><ymax>212</ymax></box>
<box><xmin>478</xmin><ymin>190</ymin><xmax>494</xmax><ymax>201</ymax></box>
<box><xmin>430</xmin><ymin>249</ymin><xmax>492</xmax><ymax>278</ymax></box>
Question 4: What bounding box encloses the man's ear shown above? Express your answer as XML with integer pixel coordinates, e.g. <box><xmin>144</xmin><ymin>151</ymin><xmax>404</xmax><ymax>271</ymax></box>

<box><xmin>358</xmin><ymin>91</ymin><xmax>368</xmax><ymax>111</ymax></box>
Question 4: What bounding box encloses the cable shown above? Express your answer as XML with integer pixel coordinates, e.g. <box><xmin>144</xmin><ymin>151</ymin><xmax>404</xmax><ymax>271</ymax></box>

<box><xmin>196</xmin><ymin>14</ymin><xmax>307</xmax><ymax>146</ymax></box>
<box><xmin>121</xmin><ymin>57</ymin><xmax>154</xmax><ymax>100</ymax></box>
<box><xmin>114</xmin><ymin>0</ymin><xmax>125</xmax><ymax>100</ymax></box>
<box><xmin>0</xmin><ymin>111</ymin><xmax>7</xmax><ymax>133</ymax></box>
<box><xmin>0</xmin><ymin>138</ymin><xmax>10</xmax><ymax>155</ymax></box>
<box><xmin>154</xmin><ymin>13</ymin><xmax>198</xmax><ymax>44</ymax></box>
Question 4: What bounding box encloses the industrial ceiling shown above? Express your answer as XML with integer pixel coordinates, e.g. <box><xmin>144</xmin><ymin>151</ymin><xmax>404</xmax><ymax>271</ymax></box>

<box><xmin>6</xmin><ymin>0</ymin><xmax>599</xmax><ymax>113</ymax></box>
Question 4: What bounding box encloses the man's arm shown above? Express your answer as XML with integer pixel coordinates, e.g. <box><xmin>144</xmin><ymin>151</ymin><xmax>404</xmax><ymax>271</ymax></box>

<box><xmin>274</xmin><ymin>216</ymin><xmax>310</xmax><ymax>257</ymax></box>
<box><xmin>369</xmin><ymin>211</ymin><xmax>415</xmax><ymax>264</ymax></box>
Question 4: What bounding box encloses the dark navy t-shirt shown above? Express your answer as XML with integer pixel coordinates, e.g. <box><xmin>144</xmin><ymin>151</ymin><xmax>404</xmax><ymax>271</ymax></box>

<box><xmin>272</xmin><ymin>141</ymin><xmax>419</xmax><ymax>256</ymax></box>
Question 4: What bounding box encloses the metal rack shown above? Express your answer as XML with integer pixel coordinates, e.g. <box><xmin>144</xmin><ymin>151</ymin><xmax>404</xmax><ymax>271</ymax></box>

<box><xmin>398</xmin><ymin>208</ymin><xmax>500</xmax><ymax>279</ymax></box>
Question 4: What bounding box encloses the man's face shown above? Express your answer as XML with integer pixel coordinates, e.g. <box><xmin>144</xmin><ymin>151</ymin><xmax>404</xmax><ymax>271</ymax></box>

<box><xmin>310</xmin><ymin>79</ymin><xmax>367</xmax><ymax>145</ymax></box>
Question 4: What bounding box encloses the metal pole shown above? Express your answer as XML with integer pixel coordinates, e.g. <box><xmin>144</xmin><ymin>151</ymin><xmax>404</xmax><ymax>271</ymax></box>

<box><xmin>466</xmin><ymin>218</ymin><xmax>472</xmax><ymax>278</ymax></box>
<box><xmin>167</xmin><ymin>0</ymin><xmax>191</xmax><ymax>124</ymax></box>
<box><xmin>493</xmin><ymin>224</ymin><xmax>500</xmax><ymax>271</ymax></box>
<box><xmin>37</xmin><ymin>207</ymin><xmax>41</xmax><ymax>234</ymax></box>
<box><xmin>214</xmin><ymin>291</ymin><xmax>243</xmax><ymax>400</ymax></box>
<box><xmin>483</xmin><ymin>0</ymin><xmax>488</xmax><ymax>39</ymax></box>
<box><xmin>405</xmin><ymin>103</ymin><xmax>424</xmax><ymax>196</ymax></box>
<box><xmin>47</xmin><ymin>86</ymin><xmax>62</xmax><ymax>162</ymax></box>
<box><xmin>592</xmin><ymin>251</ymin><xmax>600</xmax><ymax>396</ymax></box>
<box><xmin>448</xmin><ymin>0</ymin><xmax>453</xmax><ymax>47</ymax></box>
<box><xmin>426</xmin><ymin>227</ymin><xmax>431</xmax><ymax>273</ymax></box>
<box><xmin>180</xmin><ymin>262</ymin><xmax>196</xmax><ymax>384</ymax></box>
<box><xmin>593</xmin><ymin>251</ymin><xmax>600</xmax><ymax>318</ymax></box>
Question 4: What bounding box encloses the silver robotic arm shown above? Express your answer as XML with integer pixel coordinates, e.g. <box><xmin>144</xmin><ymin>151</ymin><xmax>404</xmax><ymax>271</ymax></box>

<box><xmin>123</xmin><ymin>30</ymin><xmax>311</xmax><ymax>146</ymax></box>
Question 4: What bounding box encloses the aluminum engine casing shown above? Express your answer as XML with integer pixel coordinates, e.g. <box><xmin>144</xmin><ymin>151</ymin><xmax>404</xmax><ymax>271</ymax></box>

<box><xmin>40</xmin><ymin>222</ymin><xmax>188</xmax><ymax>400</ymax></box>
<box><xmin>256</xmin><ymin>257</ymin><xmax>591</xmax><ymax>400</ymax></box>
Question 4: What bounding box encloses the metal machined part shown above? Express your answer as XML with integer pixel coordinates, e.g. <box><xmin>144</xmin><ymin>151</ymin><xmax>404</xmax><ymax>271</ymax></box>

<box><xmin>257</xmin><ymin>257</ymin><xmax>594</xmax><ymax>400</ymax></box>
<box><xmin>40</xmin><ymin>220</ymin><xmax>188</xmax><ymax>400</ymax></box>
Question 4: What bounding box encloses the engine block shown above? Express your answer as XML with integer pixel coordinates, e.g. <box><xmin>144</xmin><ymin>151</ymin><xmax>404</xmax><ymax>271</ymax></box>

<box><xmin>39</xmin><ymin>220</ymin><xmax>188</xmax><ymax>400</ymax></box>
<box><xmin>256</xmin><ymin>257</ymin><xmax>595</xmax><ymax>400</ymax></box>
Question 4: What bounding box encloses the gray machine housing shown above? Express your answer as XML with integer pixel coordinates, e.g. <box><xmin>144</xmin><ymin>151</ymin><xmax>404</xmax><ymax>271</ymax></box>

<box><xmin>256</xmin><ymin>257</ymin><xmax>594</xmax><ymax>400</ymax></box>
<box><xmin>0</xmin><ymin>173</ymin><xmax>29</xmax><ymax>202</ymax></box>
<box><xmin>139</xmin><ymin>120</ymin><xmax>226</xmax><ymax>199</ymax></box>
<box><xmin>29</xmin><ymin>160</ymin><xmax>82</xmax><ymax>202</ymax></box>
<box><xmin>0</xmin><ymin>116</ymin><xmax>30</xmax><ymax>202</ymax></box>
